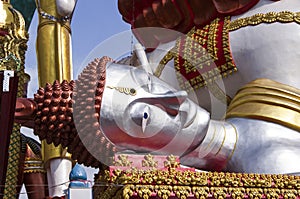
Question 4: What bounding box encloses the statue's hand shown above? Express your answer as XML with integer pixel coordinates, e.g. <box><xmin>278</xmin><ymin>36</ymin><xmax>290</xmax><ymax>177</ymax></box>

<box><xmin>118</xmin><ymin>0</ymin><xmax>193</xmax><ymax>48</ymax></box>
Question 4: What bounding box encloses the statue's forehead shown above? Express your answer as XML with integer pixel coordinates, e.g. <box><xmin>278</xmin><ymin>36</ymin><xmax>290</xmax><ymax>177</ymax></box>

<box><xmin>106</xmin><ymin>63</ymin><xmax>148</xmax><ymax>87</ymax></box>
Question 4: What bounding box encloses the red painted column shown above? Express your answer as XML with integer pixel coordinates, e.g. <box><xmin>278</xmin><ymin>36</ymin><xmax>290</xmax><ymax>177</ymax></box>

<box><xmin>0</xmin><ymin>71</ymin><xmax>19</xmax><ymax>198</ymax></box>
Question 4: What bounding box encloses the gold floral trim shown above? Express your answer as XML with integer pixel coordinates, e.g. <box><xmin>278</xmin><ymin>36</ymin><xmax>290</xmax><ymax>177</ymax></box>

<box><xmin>163</xmin><ymin>155</ymin><xmax>180</xmax><ymax>169</ymax></box>
<box><xmin>95</xmin><ymin>169</ymin><xmax>300</xmax><ymax>199</ymax></box>
<box><xmin>1</xmin><ymin>5</ymin><xmax>28</xmax><ymax>198</ymax></box>
<box><xmin>154</xmin><ymin>50</ymin><xmax>174</xmax><ymax>77</ymax></box>
<box><xmin>114</xmin><ymin>155</ymin><xmax>133</xmax><ymax>167</ymax></box>
<box><xmin>142</xmin><ymin>154</ymin><xmax>158</xmax><ymax>168</ymax></box>
<box><xmin>229</xmin><ymin>11</ymin><xmax>300</xmax><ymax>31</ymax></box>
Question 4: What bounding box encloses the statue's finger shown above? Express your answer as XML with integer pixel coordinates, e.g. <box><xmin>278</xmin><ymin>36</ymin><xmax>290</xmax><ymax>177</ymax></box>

<box><xmin>173</xmin><ymin>0</ymin><xmax>195</xmax><ymax>33</ymax></box>
<box><xmin>118</xmin><ymin>0</ymin><xmax>155</xmax><ymax>23</ymax></box>
<box><xmin>152</xmin><ymin>0</ymin><xmax>182</xmax><ymax>29</ymax></box>
<box><xmin>143</xmin><ymin>7</ymin><xmax>162</xmax><ymax>27</ymax></box>
<box><xmin>133</xmin><ymin>15</ymin><xmax>160</xmax><ymax>50</ymax></box>
<box><xmin>187</xmin><ymin>0</ymin><xmax>217</xmax><ymax>25</ymax></box>
<box><xmin>213</xmin><ymin>0</ymin><xmax>261</xmax><ymax>14</ymax></box>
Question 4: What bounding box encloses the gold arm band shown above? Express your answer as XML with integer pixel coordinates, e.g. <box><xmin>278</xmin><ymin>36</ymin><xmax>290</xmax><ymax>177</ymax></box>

<box><xmin>215</xmin><ymin>124</ymin><xmax>227</xmax><ymax>156</ymax></box>
<box><xmin>226</xmin><ymin>78</ymin><xmax>300</xmax><ymax>132</ymax></box>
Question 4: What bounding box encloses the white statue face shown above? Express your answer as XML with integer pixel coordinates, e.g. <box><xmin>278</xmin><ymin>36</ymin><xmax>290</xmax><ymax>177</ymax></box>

<box><xmin>100</xmin><ymin>63</ymin><xmax>206</xmax><ymax>155</ymax></box>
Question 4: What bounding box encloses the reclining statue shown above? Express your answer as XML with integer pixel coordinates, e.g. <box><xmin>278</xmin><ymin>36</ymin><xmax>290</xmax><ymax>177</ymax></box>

<box><xmin>15</xmin><ymin>0</ymin><xmax>300</xmax><ymax>176</ymax></box>
<box><xmin>115</xmin><ymin>0</ymin><xmax>300</xmax><ymax>174</ymax></box>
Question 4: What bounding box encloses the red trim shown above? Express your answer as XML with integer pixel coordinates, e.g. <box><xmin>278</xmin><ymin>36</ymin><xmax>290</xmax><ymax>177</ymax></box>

<box><xmin>176</xmin><ymin>17</ymin><xmax>236</xmax><ymax>89</ymax></box>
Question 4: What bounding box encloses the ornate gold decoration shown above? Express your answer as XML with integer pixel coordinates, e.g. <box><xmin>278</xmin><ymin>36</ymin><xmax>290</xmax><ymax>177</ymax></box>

<box><xmin>229</xmin><ymin>187</ymin><xmax>245</xmax><ymax>199</ymax></box>
<box><xmin>173</xmin><ymin>186</ymin><xmax>191</xmax><ymax>198</ymax></box>
<box><xmin>164</xmin><ymin>155</ymin><xmax>180</xmax><ymax>168</ymax></box>
<box><xmin>155</xmin><ymin>16</ymin><xmax>235</xmax><ymax>105</ymax></box>
<box><xmin>107</xmin><ymin>85</ymin><xmax>137</xmax><ymax>96</ymax></box>
<box><xmin>0</xmin><ymin>1</ymin><xmax>28</xmax><ymax>197</ymax></box>
<box><xmin>156</xmin><ymin>185</ymin><xmax>172</xmax><ymax>199</ymax></box>
<box><xmin>192</xmin><ymin>187</ymin><xmax>210</xmax><ymax>199</ymax></box>
<box><xmin>229</xmin><ymin>11</ymin><xmax>300</xmax><ymax>31</ymax></box>
<box><xmin>154</xmin><ymin>50</ymin><xmax>174</xmax><ymax>78</ymax></box>
<box><xmin>114</xmin><ymin>155</ymin><xmax>133</xmax><ymax>167</ymax></box>
<box><xmin>24</xmin><ymin>157</ymin><xmax>46</xmax><ymax>174</ymax></box>
<box><xmin>226</xmin><ymin>78</ymin><xmax>300</xmax><ymax>132</ymax></box>
<box><xmin>142</xmin><ymin>154</ymin><xmax>158</xmax><ymax>168</ymax></box>
<box><xmin>95</xmin><ymin>168</ymin><xmax>300</xmax><ymax>199</ymax></box>
<box><xmin>0</xmin><ymin>54</ymin><xmax>20</xmax><ymax>71</ymax></box>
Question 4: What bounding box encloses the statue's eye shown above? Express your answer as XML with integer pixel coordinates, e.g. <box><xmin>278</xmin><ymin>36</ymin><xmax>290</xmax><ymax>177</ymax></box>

<box><xmin>142</xmin><ymin>106</ymin><xmax>150</xmax><ymax>133</ymax></box>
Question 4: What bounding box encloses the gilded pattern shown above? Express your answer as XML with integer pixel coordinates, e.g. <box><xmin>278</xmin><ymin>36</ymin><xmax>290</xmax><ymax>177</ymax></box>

<box><xmin>229</xmin><ymin>11</ymin><xmax>300</xmax><ymax>31</ymax></box>
<box><xmin>142</xmin><ymin>154</ymin><xmax>158</xmax><ymax>168</ymax></box>
<box><xmin>95</xmin><ymin>169</ymin><xmax>300</xmax><ymax>199</ymax></box>
<box><xmin>24</xmin><ymin>157</ymin><xmax>46</xmax><ymax>174</ymax></box>
<box><xmin>156</xmin><ymin>16</ymin><xmax>237</xmax><ymax>94</ymax></box>
<box><xmin>0</xmin><ymin>1</ymin><xmax>28</xmax><ymax>197</ymax></box>
<box><xmin>156</xmin><ymin>11</ymin><xmax>300</xmax><ymax>103</ymax></box>
<box><xmin>114</xmin><ymin>155</ymin><xmax>133</xmax><ymax>167</ymax></box>
<box><xmin>164</xmin><ymin>155</ymin><xmax>180</xmax><ymax>169</ymax></box>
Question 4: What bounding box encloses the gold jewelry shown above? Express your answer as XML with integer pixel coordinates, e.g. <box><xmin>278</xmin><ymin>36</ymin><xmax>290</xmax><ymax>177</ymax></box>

<box><xmin>229</xmin><ymin>11</ymin><xmax>300</xmax><ymax>31</ymax></box>
<box><xmin>215</xmin><ymin>124</ymin><xmax>227</xmax><ymax>156</ymax></box>
<box><xmin>226</xmin><ymin>78</ymin><xmax>300</xmax><ymax>132</ymax></box>
<box><xmin>107</xmin><ymin>86</ymin><xmax>137</xmax><ymax>96</ymax></box>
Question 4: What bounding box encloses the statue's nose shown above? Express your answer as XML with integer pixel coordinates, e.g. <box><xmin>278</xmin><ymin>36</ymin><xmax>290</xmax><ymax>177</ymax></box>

<box><xmin>137</xmin><ymin>90</ymin><xmax>188</xmax><ymax>116</ymax></box>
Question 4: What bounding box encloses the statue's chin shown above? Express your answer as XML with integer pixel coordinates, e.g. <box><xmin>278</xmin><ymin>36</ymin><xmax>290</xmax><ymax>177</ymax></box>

<box><xmin>56</xmin><ymin>0</ymin><xmax>76</xmax><ymax>16</ymax></box>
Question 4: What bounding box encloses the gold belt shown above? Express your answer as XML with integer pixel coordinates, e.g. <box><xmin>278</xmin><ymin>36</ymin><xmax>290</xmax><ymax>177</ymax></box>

<box><xmin>226</xmin><ymin>78</ymin><xmax>300</xmax><ymax>132</ymax></box>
